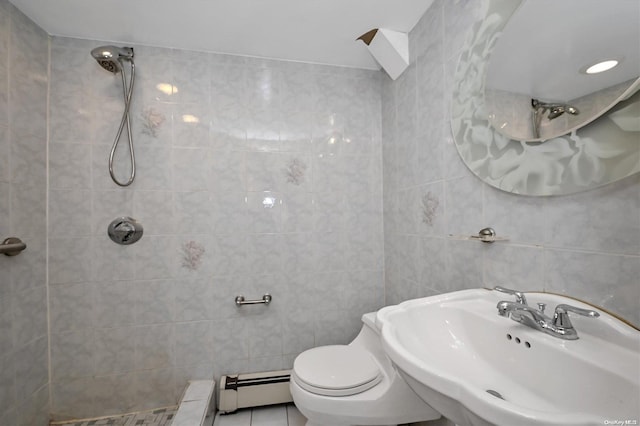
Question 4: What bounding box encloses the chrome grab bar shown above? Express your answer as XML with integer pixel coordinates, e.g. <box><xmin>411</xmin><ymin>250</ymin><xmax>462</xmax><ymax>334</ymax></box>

<box><xmin>235</xmin><ymin>294</ymin><xmax>272</xmax><ymax>306</ymax></box>
<box><xmin>0</xmin><ymin>237</ymin><xmax>26</xmax><ymax>256</ymax></box>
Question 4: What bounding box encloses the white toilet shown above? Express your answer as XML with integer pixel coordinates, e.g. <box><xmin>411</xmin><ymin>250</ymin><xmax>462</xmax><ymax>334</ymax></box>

<box><xmin>290</xmin><ymin>312</ymin><xmax>441</xmax><ymax>426</ymax></box>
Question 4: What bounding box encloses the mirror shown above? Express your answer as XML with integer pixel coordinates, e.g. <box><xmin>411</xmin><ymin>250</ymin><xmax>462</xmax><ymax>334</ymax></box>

<box><xmin>451</xmin><ymin>0</ymin><xmax>640</xmax><ymax>196</ymax></box>
<box><xmin>486</xmin><ymin>0</ymin><xmax>640</xmax><ymax>142</ymax></box>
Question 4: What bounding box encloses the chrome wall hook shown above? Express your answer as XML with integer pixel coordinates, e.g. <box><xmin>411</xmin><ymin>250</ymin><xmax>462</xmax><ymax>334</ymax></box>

<box><xmin>0</xmin><ymin>237</ymin><xmax>26</xmax><ymax>256</ymax></box>
<box><xmin>478</xmin><ymin>227</ymin><xmax>496</xmax><ymax>241</ymax></box>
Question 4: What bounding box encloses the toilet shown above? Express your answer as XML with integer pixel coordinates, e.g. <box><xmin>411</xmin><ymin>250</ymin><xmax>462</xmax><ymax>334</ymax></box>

<box><xmin>290</xmin><ymin>312</ymin><xmax>441</xmax><ymax>426</ymax></box>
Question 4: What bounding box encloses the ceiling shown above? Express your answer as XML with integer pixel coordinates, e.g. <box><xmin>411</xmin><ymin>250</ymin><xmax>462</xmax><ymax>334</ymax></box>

<box><xmin>486</xmin><ymin>0</ymin><xmax>640</xmax><ymax>102</ymax></box>
<box><xmin>9</xmin><ymin>0</ymin><xmax>434</xmax><ymax>70</ymax></box>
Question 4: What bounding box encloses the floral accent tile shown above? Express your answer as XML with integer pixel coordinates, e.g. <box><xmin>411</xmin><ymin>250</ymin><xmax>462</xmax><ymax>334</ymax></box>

<box><xmin>181</xmin><ymin>240</ymin><xmax>205</xmax><ymax>271</ymax></box>
<box><xmin>284</xmin><ymin>157</ymin><xmax>307</xmax><ymax>186</ymax></box>
<box><xmin>421</xmin><ymin>191</ymin><xmax>440</xmax><ymax>226</ymax></box>
<box><xmin>140</xmin><ymin>107</ymin><xmax>166</xmax><ymax>138</ymax></box>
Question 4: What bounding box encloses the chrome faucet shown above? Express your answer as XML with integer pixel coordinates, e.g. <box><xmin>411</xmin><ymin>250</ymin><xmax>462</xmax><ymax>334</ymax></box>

<box><xmin>553</xmin><ymin>304</ymin><xmax>600</xmax><ymax>331</ymax></box>
<box><xmin>494</xmin><ymin>286</ymin><xmax>528</xmax><ymax>305</ymax></box>
<box><xmin>494</xmin><ymin>287</ymin><xmax>600</xmax><ymax>340</ymax></box>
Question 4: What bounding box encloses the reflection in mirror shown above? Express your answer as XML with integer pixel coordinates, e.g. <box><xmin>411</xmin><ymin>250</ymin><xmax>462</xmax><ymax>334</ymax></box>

<box><xmin>485</xmin><ymin>0</ymin><xmax>640</xmax><ymax>142</ymax></box>
<box><xmin>451</xmin><ymin>0</ymin><xmax>640</xmax><ymax>196</ymax></box>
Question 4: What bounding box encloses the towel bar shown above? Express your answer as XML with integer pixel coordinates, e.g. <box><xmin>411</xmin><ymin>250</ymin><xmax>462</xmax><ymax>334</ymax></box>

<box><xmin>235</xmin><ymin>294</ymin><xmax>272</xmax><ymax>306</ymax></box>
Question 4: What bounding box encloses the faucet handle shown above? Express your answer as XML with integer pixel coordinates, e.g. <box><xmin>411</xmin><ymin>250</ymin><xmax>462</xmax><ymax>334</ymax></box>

<box><xmin>494</xmin><ymin>286</ymin><xmax>528</xmax><ymax>305</ymax></box>
<box><xmin>552</xmin><ymin>304</ymin><xmax>600</xmax><ymax>328</ymax></box>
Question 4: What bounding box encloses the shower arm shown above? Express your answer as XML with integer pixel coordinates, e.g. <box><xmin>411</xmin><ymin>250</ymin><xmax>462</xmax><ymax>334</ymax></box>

<box><xmin>108</xmin><ymin>59</ymin><xmax>136</xmax><ymax>187</ymax></box>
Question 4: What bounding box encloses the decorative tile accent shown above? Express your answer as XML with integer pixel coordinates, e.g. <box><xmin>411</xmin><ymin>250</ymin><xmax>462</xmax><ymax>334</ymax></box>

<box><xmin>421</xmin><ymin>191</ymin><xmax>439</xmax><ymax>226</ymax></box>
<box><xmin>181</xmin><ymin>240</ymin><xmax>206</xmax><ymax>271</ymax></box>
<box><xmin>284</xmin><ymin>157</ymin><xmax>307</xmax><ymax>186</ymax></box>
<box><xmin>51</xmin><ymin>406</ymin><xmax>177</xmax><ymax>426</ymax></box>
<box><xmin>140</xmin><ymin>107</ymin><xmax>166</xmax><ymax>138</ymax></box>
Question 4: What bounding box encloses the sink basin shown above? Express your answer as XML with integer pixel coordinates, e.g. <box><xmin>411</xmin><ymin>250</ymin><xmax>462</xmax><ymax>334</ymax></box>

<box><xmin>376</xmin><ymin>289</ymin><xmax>640</xmax><ymax>426</ymax></box>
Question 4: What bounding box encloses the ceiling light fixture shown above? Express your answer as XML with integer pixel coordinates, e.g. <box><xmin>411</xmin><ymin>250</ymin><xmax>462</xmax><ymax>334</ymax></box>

<box><xmin>584</xmin><ymin>60</ymin><xmax>619</xmax><ymax>74</ymax></box>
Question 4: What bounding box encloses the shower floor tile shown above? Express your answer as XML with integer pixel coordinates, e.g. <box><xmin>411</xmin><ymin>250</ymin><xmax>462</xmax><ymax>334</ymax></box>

<box><xmin>51</xmin><ymin>406</ymin><xmax>178</xmax><ymax>426</ymax></box>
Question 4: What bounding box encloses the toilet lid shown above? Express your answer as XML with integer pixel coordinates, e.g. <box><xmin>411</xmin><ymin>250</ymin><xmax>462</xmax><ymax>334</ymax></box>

<box><xmin>293</xmin><ymin>345</ymin><xmax>382</xmax><ymax>396</ymax></box>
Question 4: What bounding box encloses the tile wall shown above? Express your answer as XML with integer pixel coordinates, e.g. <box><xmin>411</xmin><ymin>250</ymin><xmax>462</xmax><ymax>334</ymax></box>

<box><xmin>48</xmin><ymin>37</ymin><xmax>384</xmax><ymax>419</ymax></box>
<box><xmin>0</xmin><ymin>0</ymin><xmax>50</xmax><ymax>424</ymax></box>
<box><xmin>381</xmin><ymin>0</ymin><xmax>640</xmax><ymax>326</ymax></box>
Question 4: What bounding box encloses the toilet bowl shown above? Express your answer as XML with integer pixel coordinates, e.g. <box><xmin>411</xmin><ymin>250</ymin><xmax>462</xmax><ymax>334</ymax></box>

<box><xmin>290</xmin><ymin>312</ymin><xmax>441</xmax><ymax>426</ymax></box>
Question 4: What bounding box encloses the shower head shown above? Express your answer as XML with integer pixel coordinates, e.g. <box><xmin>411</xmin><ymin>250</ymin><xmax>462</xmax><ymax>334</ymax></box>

<box><xmin>547</xmin><ymin>105</ymin><xmax>580</xmax><ymax>120</ymax></box>
<box><xmin>531</xmin><ymin>98</ymin><xmax>579</xmax><ymax>120</ymax></box>
<box><xmin>92</xmin><ymin>45</ymin><xmax>137</xmax><ymax>186</ymax></box>
<box><xmin>91</xmin><ymin>46</ymin><xmax>134</xmax><ymax>73</ymax></box>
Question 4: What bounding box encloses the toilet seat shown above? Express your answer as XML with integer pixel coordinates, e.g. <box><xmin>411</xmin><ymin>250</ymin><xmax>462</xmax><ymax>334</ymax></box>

<box><xmin>292</xmin><ymin>345</ymin><xmax>382</xmax><ymax>397</ymax></box>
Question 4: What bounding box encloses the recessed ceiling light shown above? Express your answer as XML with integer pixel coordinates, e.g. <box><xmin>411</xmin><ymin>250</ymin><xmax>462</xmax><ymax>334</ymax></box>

<box><xmin>585</xmin><ymin>60</ymin><xmax>619</xmax><ymax>74</ymax></box>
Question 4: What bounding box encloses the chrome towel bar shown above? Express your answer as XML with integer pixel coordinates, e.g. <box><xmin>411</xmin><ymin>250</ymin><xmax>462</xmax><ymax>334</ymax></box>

<box><xmin>0</xmin><ymin>237</ymin><xmax>26</xmax><ymax>256</ymax></box>
<box><xmin>235</xmin><ymin>294</ymin><xmax>272</xmax><ymax>306</ymax></box>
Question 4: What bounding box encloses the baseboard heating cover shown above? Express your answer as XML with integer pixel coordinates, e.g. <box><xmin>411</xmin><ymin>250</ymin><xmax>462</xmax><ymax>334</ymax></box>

<box><xmin>218</xmin><ymin>369</ymin><xmax>293</xmax><ymax>414</ymax></box>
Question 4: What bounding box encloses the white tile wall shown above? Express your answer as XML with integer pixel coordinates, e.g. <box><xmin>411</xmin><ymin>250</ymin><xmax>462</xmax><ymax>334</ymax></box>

<box><xmin>48</xmin><ymin>36</ymin><xmax>385</xmax><ymax>419</ymax></box>
<box><xmin>0</xmin><ymin>0</ymin><xmax>50</xmax><ymax>423</ymax></box>
<box><xmin>381</xmin><ymin>0</ymin><xmax>640</xmax><ymax>327</ymax></box>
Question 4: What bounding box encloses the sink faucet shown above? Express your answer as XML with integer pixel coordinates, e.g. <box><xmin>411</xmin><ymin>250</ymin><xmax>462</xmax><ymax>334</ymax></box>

<box><xmin>494</xmin><ymin>286</ymin><xmax>528</xmax><ymax>305</ymax></box>
<box><xmin>496</xmin><ymin>301</ymin><xmax>600</xmax><ymax>340</ymax></box>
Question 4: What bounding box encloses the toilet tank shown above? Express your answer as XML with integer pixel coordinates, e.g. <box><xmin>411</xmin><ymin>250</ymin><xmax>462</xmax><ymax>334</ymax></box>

<box><xmin>361</xmin><ymin>312</ymin><xmax>381</xmax><ymax>335</ymax></box>
<box><xmin>350</xmin><ymin>312</ymin><xmax>389</xmax><ymax>365</ymax></box>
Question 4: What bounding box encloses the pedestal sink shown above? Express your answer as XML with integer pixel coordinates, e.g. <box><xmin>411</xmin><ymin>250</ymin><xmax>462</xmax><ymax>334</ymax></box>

<box><xmin>376</xmin><ymin>289</ymin><xmax>640</xmax><ymax>426</ymax></box>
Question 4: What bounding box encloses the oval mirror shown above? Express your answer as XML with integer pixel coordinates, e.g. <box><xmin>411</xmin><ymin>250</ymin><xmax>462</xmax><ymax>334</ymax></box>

<box><xmin>451</xmin><ymin>0</ymin><xmax>640</xmax><ymax>196</ymax></box>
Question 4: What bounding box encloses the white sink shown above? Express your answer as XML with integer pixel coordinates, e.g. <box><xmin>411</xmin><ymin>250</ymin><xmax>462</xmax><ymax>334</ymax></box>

<box><xmin>376</xmin><ymin>289</ymin><xmax>640</xmax><ymax>426</ymax></box>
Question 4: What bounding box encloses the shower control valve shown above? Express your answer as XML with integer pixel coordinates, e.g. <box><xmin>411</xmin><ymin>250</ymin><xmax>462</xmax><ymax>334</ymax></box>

<box><xmin>108</xmin><ymin>217</ymin><xmax>143</xmax><ymax>245</ymax></box>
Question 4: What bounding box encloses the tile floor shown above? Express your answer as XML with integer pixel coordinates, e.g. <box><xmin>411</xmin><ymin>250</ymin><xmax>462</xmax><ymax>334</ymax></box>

<box><xmin>51</xmin><ymin>404</ymin><xmax>452</xmax><ymax>426</ymax></box>
<box><xmin>51</xmin><ymin>407</ymin><xmax>178</xmax><ymax>426</ymax></box>
<box><xmin>213</xmin><ymin>404</ymin><xmax>306</xmax><ymax>426</ymax></box>
<box><xmin>213</xmin><ymin>405</ymin><xmax>454</xmax><ymax>426</ymax></box>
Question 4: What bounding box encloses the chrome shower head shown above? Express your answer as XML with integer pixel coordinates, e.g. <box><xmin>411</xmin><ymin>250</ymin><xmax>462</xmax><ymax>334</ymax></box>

<box><xmin>547</xmin><ymin>105</ymin><xmax>580</xmax><ymax>120</ymax></box>
<box><xmin>91</xmin><ymin>46</ymin><xmax>134</xmax><ymax>73</ymax></box>
<box><xmin>531</xmin><ymin>98</ymin><xmax>579</xmax><ymax>121</ymax></box>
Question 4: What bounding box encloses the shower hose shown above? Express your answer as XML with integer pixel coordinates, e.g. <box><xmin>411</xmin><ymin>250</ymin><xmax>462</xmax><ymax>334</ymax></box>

<box><xmin>109</xmin><ymin>59</ymin><xmax>136</xmax><ymax>186</ymax></box>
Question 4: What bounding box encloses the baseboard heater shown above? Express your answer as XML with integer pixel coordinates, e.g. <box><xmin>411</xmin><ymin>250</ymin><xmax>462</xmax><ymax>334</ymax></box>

<box><xmin>218</xmin><ymin>369</ymin><xmax>293</xmax><ymax>414</ymax></box>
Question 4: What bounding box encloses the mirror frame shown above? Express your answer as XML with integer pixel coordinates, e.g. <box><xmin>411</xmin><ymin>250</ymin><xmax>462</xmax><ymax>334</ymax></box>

<box><xmin>451</xmin><ymin>0</ymin><xmax>640</xmax><ymax>196</ymax></box>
